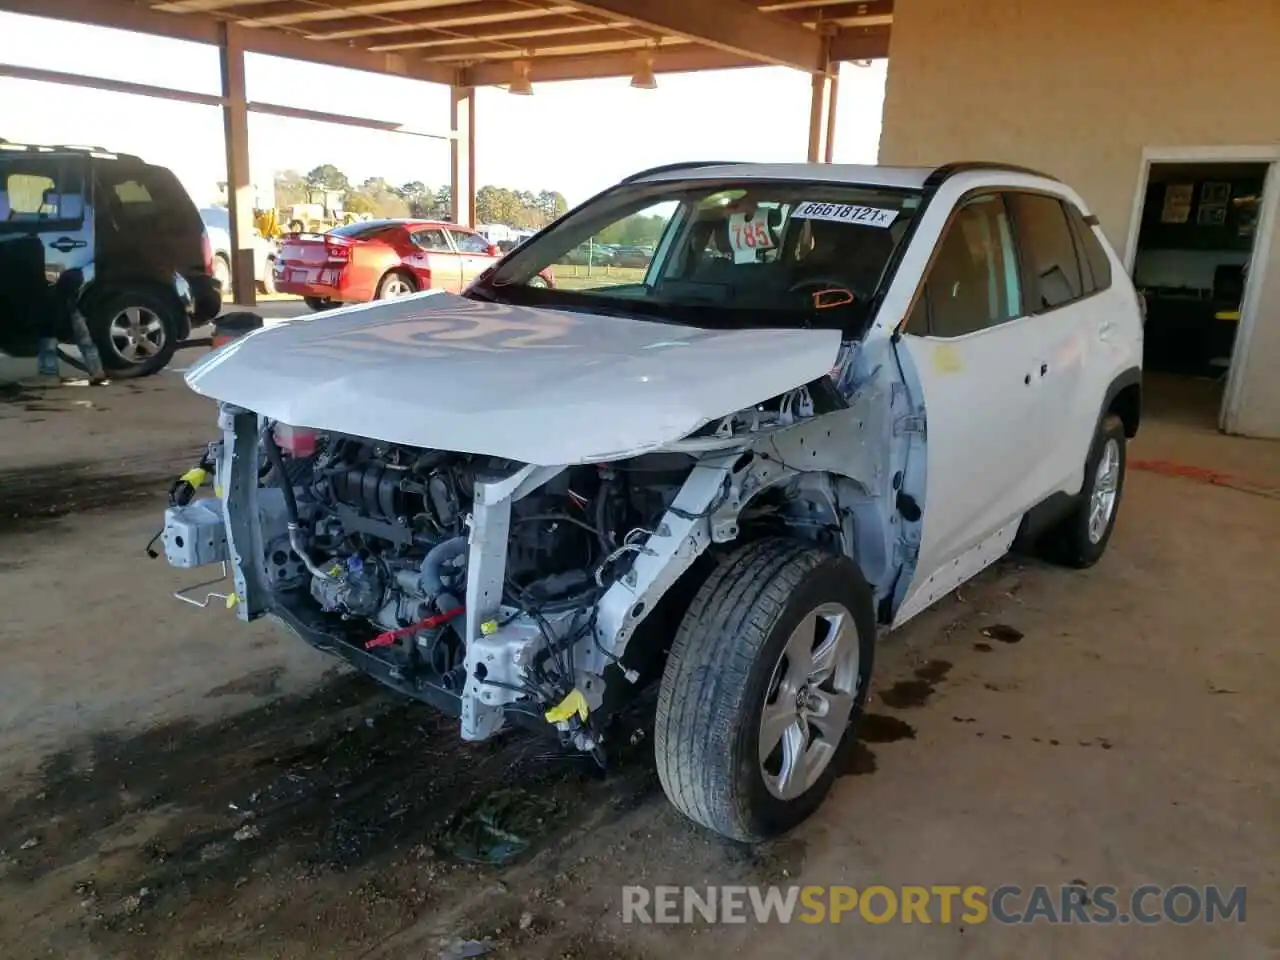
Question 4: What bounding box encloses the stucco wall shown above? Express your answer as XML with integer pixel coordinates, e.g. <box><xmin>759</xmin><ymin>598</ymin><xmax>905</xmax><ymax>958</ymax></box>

<box><xmin>878</xmin><ymin>0</ymin><xmax>1280</xmax><ymax>437</ymax></box>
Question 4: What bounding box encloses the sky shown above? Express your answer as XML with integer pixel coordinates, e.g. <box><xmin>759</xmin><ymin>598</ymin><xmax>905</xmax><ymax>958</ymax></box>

<box><xmin>0</xmin><ymin>10</ymin><xmax>887</xmax><ymax>208</ymax></box>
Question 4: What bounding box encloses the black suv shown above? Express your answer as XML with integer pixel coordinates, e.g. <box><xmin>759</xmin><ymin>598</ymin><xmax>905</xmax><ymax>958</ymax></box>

<box><xmin>0</xmin><ymin>143</ymin><xmax>221</xmax><ymax>378</ymax></box>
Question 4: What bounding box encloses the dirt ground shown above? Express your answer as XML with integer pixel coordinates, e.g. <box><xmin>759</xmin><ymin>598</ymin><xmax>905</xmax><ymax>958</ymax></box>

<box><xmin>1</xmin><ymin>360</ymin><xmax>1278</xmax><ymax>960</ymax></box>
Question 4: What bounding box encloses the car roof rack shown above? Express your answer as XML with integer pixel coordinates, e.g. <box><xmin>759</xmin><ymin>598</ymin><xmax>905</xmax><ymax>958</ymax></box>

<box><xmin>621</xmin><ymin>160</ymin><xmax>743</xmax><ymax>183</ymax></box>
<box><xmin>0</xmin><ymin>141</ymin><xmax>141</xmax><ymax>161</ymax></box>
<box><xmin>925</xmin><ymin>161</ymin><xmax>1059</xmax><ymax>187</ymax></box>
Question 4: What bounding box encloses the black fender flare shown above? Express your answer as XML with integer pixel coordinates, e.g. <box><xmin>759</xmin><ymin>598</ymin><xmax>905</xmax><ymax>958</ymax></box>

<box><xmin>1096</xmin><ymin>366</ymin><xmax>1142</xmax><ymax>439</ymax></box>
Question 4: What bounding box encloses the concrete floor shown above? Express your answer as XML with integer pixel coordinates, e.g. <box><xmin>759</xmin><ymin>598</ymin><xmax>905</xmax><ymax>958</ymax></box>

<box><xmin>0</xmin><ymin>369</ymin><xmax>1276</xmax><ymax>959</ymax></box>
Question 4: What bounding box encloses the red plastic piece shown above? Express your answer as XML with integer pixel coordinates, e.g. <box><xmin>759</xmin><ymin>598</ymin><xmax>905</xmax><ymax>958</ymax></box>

<box><xmin>364</xmin><ymin>606</ymin><xmax>465</xmax><ymax>650</ymax></box>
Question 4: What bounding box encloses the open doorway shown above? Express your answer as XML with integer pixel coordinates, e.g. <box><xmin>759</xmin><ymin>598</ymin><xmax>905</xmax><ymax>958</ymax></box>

<box><xmin>1129</xmin><ymin>160</ymin><xmax>1271</xmax><ymax>428</ymax></box>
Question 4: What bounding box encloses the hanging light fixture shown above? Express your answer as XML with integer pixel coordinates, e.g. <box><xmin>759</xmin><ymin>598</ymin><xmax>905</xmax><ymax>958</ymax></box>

<box><xmin>630</xmin><ymin>50</ymin><xmax>657</xmax><ymax>89</ymax></box>
<box><xmin>508</xmin><ymin>59</ymin><xmax>533</xmax><ymax>95</ymax></box>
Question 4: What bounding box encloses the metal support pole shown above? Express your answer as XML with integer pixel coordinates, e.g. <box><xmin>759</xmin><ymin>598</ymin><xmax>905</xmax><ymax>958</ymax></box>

<box><xmin>219</xmin><ymin>23</ymin><xmax>256</xmax><ymax>307</ymax></box>
<box><xmin>450</xmin><ymin>84</ymin><xmax>476</xmax><ymax>227</ymax></box>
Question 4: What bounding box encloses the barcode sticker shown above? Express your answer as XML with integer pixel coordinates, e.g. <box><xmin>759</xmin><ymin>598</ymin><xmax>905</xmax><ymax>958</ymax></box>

<box><xmin>792</xmin><ymin>201</ymin><xmax>898</xmax><ymax>227</ymax></box>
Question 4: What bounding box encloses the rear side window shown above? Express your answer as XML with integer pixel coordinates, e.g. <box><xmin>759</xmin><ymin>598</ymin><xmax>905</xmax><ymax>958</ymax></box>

<box><xmin>0</xmin><ymin>156</ymin><xmax>86</xmax><ymax>229</ymax></box>
<box><xmin>1064</xmin><ymin>203</ymin><xmax>1112</xmax><ymax>293</ymax></box>
<box><xmin>909</xmin><ymin>193</ymin><xmax>1022</xmax><ymax>338</ymax></box>
<box><xmin>410</xmin><ymin>226</ymin><xmax>451</xmax><ymax>252</ymax></box>
<box><xmin>97</xmin><ymin>161</ymin><xmax>198</xmax><ymax>228</ymax></box>
<box><xmin>1006</xmin><ymin>192</ymin><xmax>1084</xmax><ymax>310</ymax></box>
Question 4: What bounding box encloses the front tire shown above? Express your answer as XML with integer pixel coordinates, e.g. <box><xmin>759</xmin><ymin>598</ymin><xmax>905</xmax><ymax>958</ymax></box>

<box><xmin>655</xmin><ymin>538</ymin><xmax>876</xmax><ymax>842</ymax></box>
<box><xmin>1044</xmin><ymin>413</ymin><xmax>1127</xmax><ymax>568</ymax></box>
<box><xmin>87</xmin><ymin>288</ymin><xmax>179</xmax><ymax>378</ymax></box>
<box><xmin>212</xmin><ymin>254</ymin><xmax>231</xmax><ymax>297</ymax></box>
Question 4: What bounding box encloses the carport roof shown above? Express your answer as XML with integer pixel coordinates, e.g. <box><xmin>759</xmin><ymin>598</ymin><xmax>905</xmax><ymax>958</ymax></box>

<box><xmin>9</xmin><ymin>0</ymin><xmax>890</xmax><ymax>85</ymax></box>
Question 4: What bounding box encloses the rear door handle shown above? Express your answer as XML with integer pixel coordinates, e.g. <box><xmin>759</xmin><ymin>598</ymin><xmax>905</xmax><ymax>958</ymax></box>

<box><xmin>49</xmin><ymin>237</ymin><xmax>87</xmax><ymax>253</ymax></box>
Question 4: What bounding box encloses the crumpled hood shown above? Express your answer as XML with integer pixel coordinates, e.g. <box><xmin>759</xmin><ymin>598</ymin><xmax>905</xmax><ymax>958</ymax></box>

<box><xmin>185</xmin><ymin>292</ymin><xmax>841</xmax><ymax>465</ymax></box>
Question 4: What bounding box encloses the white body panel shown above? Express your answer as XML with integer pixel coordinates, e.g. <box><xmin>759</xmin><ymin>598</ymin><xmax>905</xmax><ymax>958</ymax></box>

<box><xmin>871</xmin><ymin>171</ymin><xmax>1145</xmax><ymax>627</ymax></box>
<box><xmin>897</xmin><ymin>320</ymin><xmax>1046</xmax><ymax>590</ymax></box>
<box><xmin>892</xmin><ymin>521</ymin><xmax>1020</xmax><ymax>626</ymax></box>
<box><xmin>183</xmin><ymin>292</ymin><xmax>842</xmax><ymax>465</ymax></box>
<box><xmin>1030</xmin><ymin>243</ymin><xmax>1145</xmax><ymax>501</ymax></box>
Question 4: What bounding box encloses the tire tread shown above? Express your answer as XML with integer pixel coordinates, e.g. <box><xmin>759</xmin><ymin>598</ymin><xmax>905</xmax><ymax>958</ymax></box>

<box><xmin>654</xmin><ymin>537</ymin><xmax>841</xmax><ymax>840</ymax></box>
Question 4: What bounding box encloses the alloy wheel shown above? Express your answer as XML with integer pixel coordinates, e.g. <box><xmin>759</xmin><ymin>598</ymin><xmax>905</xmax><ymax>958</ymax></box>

<box><xmin>108</xmin><ymin>306</ymin><xmax>167</xmax><ymax>364</ymax></box>
<box><xmin>758</xmin><ymin>602</ymin><xmax>860</xmax><ymax>801</ymax></box>
<box><xmin>1088</xmin><ymin>437</ymin><xmax>1121</xmax><ymax>544</ymax></box>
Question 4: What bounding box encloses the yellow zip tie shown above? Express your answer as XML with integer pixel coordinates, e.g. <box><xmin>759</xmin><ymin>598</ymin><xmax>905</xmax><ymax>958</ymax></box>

<box><xmin>225</xmin><ymin>592</ymin><xmax>238</xmax><ymax>609</ymax></box>
<box><xmin>179</xmin><ymin>467</ymin><xmax>208</xmax><ymax>488</ymax></box>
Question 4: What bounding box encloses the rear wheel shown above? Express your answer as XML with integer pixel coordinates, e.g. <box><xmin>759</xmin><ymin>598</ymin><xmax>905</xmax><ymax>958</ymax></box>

<box><xmin>655</xmin><ymin>538</ymin><xmax>876</xmax><ymax>842</ymax></box>
<box><xmin>88</xmin><ymin>288</ymin><xmax>179</xmax><ymax>379</ymax></box>
<box><xmin>303</xmin><ymin>296</ymin><xmax>333</xmax><ymax>312</ymax></box>
<box><xmin>212</xmin><ymin>254</ymin><xmax>232</xmax><ymax>296</ymax></box>
<box><xmin>259</xmin><ymin>257</ymin><xmax>277</xmax><ymax>296</ymax></box>
<box><xmin>376</xmin><ymin>271</ymin><xmax>416</xmax><ymax>300</ymax></box>
<box><xmin>527</xmin><ymin>275</ymin><xmax>549</xmax><ymax>289</ymax></box>
<box><xmin>1043</xmin><ymin>413</ymin><xmax>1127</xmax><ymax>568</ymax></box>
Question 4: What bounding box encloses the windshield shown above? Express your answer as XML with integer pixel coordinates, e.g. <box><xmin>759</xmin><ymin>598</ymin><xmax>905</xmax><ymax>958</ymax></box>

<box><xmin>475</xmin><ymin>178</ymin><xmax>921</xmax><ymax>333</ymax></box>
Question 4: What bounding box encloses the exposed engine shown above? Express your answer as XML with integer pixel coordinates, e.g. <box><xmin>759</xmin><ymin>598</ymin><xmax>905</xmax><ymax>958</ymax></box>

<box><xmin>260</xmin><ymin>426</ymin><xmax>691</xmax><ymax>693</ymax></box>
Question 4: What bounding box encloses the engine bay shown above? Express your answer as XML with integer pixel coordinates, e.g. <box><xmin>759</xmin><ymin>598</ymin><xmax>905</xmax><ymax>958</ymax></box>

<box><xmin>257</xmin><ymin>425</ymin><xmax>695</xmax><ymax>710</ymax></box>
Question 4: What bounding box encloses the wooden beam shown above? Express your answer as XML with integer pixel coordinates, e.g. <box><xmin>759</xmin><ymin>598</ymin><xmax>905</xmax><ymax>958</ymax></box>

<box><xmin>237</xmin><ymin>24</ymin><xmax>459</xmax><ymax>83</ymax></box>
<box><xmin>0</xmin><ymin>62</ymin><xmax>227</xmax><ymax>106</ymax></box>
<box><xmin>0</xmin><ymin>0</ymin><xmax>458</xmax><ymax>84</ymax></box>
<box><xmin>220</xmin><ymin>22</ymin><xmax>256</xmax><ymax>307</ymax></box>
<box><xmin>771</xmin><ymin>0</ymin><xmax>893</xmax><ymax>25</ymax></box>
<box><xmin>429</xmin><ymin>34</ymin><xmax>679</xmax><ymax>62</ymax></box>
<box><xmin>823</xmin><ymin>69</ymin><xmax>838</xmax><ymax>161</ymax></box>
<box><xmin>247</xmin><ymin>101</ymin><xmax>454</xmax><ymax>139</ymax></box>
<box><xmin>226</xmin><ymin>0</ymin><xmax>501</xmax><ymax>26</ymax></box>
<box><xmin>0</xmin><ymin>62</ymin><xmax>455</xmax><ymax>139</ymax></box>
<box><xmin>807</xmin><ymin>72</ymin><xmax>827</xmax><ymax>162</ymax></box>
<box><xmin>302</xmin><ymin>3</ymin><xmax>579</xmax><ymax>40</ymax></box>
<box><xmin>0</xmin><ymin>0</ymin><xmax>220</xmax><ymax>44</ymax></box>
<box><xmin>191</xmin><ymin>0</ymin><xmax>444</xmax><ymax>23</ymax></box>
<box><xmin>760</xmin><ymin>0</ymin><xmax>890</xmax><ymax>12</ymax></box>
<box><xmin>449</xmin><ymin>85</ymin><xmax>475</xmax><ymax>227</ymax></box>
<box><xmin>828</xmin><ymin>24</ymin><xmax>890</xmax><ymax>60</ymax></box>
<box><xmin>367</xmin><ymin>17</ymin><xmax>625</xmax><ymax>52</ymax></box>
<box><xmin>562</xmin><ymin>0</ymin><xmax>826</xmax><ymax>72</ymax></box>
<box><xmin>462</xmin><ymin>44</ymin><xmax>758</xmax><ymax>86</ymax></box>
<box><xmin>806</xmin><ymin>30</ymin><xmax>831</xmax><ymax>160</ymax></box>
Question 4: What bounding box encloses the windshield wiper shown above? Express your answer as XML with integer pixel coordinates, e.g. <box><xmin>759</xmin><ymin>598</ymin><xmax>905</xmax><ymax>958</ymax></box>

<box><xmin>465</xmin><ymin>284</ymin><xmax>504</xmax><ymax>303</ymax></box>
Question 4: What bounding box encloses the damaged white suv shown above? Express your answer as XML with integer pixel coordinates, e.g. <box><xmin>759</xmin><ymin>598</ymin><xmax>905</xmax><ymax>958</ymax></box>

<box><xmin>165</xmin><ymin>162</ymin><xmax>1143</xmax><ymax>842</ymax></box>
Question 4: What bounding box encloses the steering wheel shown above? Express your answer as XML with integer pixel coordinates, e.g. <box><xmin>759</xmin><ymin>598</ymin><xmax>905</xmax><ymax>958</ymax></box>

<box><xmin>787</xmin><ymin>276</ymin><xmax>861</xmax><ymax>310</ymax></box>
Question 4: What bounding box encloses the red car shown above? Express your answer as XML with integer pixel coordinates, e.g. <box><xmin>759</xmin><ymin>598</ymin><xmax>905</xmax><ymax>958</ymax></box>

<box><xmin>273</xmin><ymin>219</ymin><xmax>552</xmax><ymax>310</ymax></box>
